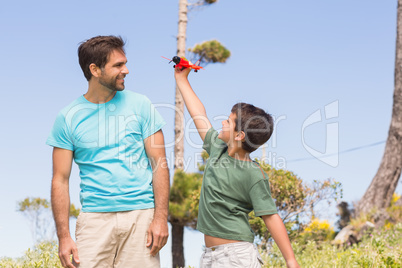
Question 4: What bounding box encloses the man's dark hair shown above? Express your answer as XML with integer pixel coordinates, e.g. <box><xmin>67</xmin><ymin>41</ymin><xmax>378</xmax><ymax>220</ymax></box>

<box><xmin>78</xmin><ymin>35</ymin><xmax>126</xmax><ymax>81</ymax></box>
<box><xmin>231</xmin><ymin>103</ymin><xmax>274</xmax><ymax>153</ymax></box>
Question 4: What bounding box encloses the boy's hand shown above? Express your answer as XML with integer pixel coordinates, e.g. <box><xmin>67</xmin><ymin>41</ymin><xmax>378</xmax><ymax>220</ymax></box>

<box><xmin>286</xmin><ymin>259</ymin><xmax>300</xmax><ymax>268</ymax></box>
<box><xmin>174</xmin><ymin>64</ymin><xmax>192</xmax><ymax>81</ymax></box>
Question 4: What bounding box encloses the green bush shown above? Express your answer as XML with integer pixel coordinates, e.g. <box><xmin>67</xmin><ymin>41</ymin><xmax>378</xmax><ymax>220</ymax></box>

<box><xmin>0</xmin><ymin>241</ymin><xmax>62</xmax><ymax>268</ymax></box>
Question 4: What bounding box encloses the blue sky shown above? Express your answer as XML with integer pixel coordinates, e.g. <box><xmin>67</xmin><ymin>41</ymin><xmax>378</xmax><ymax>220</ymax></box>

<box><xmin>0</xmin><ymin>0</ymin><xmax>400</xmax><ymax>267</ymax></box>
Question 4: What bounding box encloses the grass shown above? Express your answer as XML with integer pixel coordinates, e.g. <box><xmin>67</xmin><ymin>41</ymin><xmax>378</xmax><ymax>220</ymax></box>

<box><xmin>262</xmin><ymin>223</ymin><xmax>402</xmax><ymax>268</ymax></box>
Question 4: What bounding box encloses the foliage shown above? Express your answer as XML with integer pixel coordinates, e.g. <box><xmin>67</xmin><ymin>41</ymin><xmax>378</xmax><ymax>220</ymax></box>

<box><xmin>0</xmin><ymin>241</ymin><xmax>62</xmax><ymax>268</ymax></box>
<box><xmin>17</xmin><ymin>198</ymin><xmax>54</xmax><ymax>243</ymax></box>
<box><xmin>298</xmin><ymin>217</ymin><xmax>335</xmax><ymax>245</ymax></box>
<box><xmin>203</xmin><ymin>0</ymin><xmax>218</xmax><ymax>4</ymax></box>
<box><xmin>386</xmin><ymin>193</ymin><xmax>402</xmax><ymax>228</ymax></box>
<box><xmin>259</xmin><ymin>161</ymin><xmax>342</xmax><ymax>221</ymax></box>
<box><xmin>169</xmin><ymin>170</ymin><xmax>203</xmax><ymax>227</ymax></box>
<box><xmin>188</xmin><ymin>0</ymin><xmax>218</xmax><ymax>9</ymax></box>
<box><xmin>261</xmin><ymin>223</ymin><xmax>402</xmax><ymax>268</ymax></box>
<box><xmin>248</xmin><ymin>161</ymin><xmax>342</xmax><ymax>245</ymax></box>
<box><xmin>69</xmin><ymin>203</ymin><xmax>80</xmax><ymax>218</ymax></box>
<box><xmin>18</xmin><ymin>198</ymin><xmax>50</xmax><ymax>212</ymax></box>
<box><xmin>188</xmin><ymin>40</ymin><xmax>230</xmax><ymax>65</ymax></box>
<box><xmin>17</xmin><ymin>197</ymin><xmax>81</xmax><ymax>243</ymax></box>
<box><xmin>3</xmin><ymin>224</ymin><xmax>401</xmax><ymax>268</ymax></box>
<box><xmin>196</xmin><ymin>150</ymin><xmax>209</xmax><ymax>172</ymax></box>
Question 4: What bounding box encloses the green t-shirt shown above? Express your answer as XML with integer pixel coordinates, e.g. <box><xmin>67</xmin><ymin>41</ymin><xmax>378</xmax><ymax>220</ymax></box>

<box><xmin>196</xmin><ymin>128</ymin><xmax>278</xmax><ymax>243</ymax></box>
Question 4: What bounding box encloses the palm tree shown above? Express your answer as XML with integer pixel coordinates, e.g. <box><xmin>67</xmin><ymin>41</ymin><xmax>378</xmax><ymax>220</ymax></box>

<box><xmin>171</xmin><ymin>1</ymin><xmax>229</xmax><ymax>266</ymax></box>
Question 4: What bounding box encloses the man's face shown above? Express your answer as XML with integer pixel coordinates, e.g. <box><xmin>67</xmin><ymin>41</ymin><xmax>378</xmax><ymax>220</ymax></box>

<box><xmin>98</xmin><ymin>49</ymin><xmax>129</xmax><ymax>91</ymax></box>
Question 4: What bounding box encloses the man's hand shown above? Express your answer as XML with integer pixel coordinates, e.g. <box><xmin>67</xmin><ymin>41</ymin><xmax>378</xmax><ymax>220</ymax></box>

<box><xmin>146</xmin><ymin>217</ymin><xmax>169</xmax><ymax>256</ymax></box>
<box><xmin>58</xmin><ymin>236</ymin><xmax>80</xmax><ymax>268</ymax></box>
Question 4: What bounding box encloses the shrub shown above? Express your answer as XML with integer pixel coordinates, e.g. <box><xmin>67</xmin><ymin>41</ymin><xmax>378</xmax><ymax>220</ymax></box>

<box><xmin>249</xmin><ymin>161</ymin><xmax>342</xmax><ymax>245</ymax></box>
<box><xmin>297</xmin><ymin>217</ymin><xmax>335</xmax><ymax>245</ymax></box>
<box><xmin>0</xmin><ymin>241</ymin><xmax>62</xmax><ymax>268</ymax></box>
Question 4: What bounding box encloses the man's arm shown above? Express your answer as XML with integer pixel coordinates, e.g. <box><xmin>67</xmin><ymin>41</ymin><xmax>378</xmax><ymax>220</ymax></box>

<box><xmin>51</xmin><ymin>147</ymin><xmax>79</xmax><ymax>268</ymax></box>
<box><xmin>174</xmin><ymin>66</ymin><xmax>212</xmax><ymax>141</ymax></box>
<box><xmin>262</xmin><ymin>214</ymin><xmax>300</xmax><ymax>268</ymax></box>
<box><xmin>144</xmin><ymin>130</ymin><xmax>170</xmax><ymax>256</ymax></box>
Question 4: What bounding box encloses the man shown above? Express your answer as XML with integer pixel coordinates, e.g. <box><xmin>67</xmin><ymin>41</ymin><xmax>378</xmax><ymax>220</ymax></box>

<box><xmin>47</xmin><ymin>35</ymin><xmax>169</xmax><ymax>268</ymax></box>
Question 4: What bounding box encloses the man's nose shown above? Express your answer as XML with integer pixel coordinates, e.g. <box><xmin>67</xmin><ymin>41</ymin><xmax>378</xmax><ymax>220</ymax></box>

<box><xmin>122</xmin><ymin>65</ymin><xmax>129</xmax><ymax>74</ymax></box>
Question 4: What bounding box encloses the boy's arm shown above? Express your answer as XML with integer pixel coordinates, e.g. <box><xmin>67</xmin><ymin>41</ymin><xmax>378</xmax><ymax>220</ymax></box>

<box><xmin>262</xmin><ymin>214</ymin><xmax>300</xmax><ymax>268</ymax></box>
<box><xmin>174</xmin><ymin>67</ymin><xmax>212</xmax><ymax>142</ymax></box>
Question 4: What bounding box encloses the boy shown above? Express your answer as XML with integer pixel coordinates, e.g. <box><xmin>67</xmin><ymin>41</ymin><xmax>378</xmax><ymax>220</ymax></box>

<box><xmin>174</xmin><ymin>66</ymin><xmax>300</xmax><ymax>267</ymax></box>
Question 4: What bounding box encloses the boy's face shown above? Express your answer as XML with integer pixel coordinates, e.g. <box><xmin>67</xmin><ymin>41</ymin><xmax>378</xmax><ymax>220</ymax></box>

<box><xmin>218</xmin><ymin>113</ymin><xmax>238</xmax><ymax>144</ymax></box>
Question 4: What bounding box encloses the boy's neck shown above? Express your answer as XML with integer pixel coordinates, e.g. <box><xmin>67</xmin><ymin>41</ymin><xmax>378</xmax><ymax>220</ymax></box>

<box><xmin>227</xmin><ymin>145</ymin><xmax>252</xmax><ymax>162</ymax></box>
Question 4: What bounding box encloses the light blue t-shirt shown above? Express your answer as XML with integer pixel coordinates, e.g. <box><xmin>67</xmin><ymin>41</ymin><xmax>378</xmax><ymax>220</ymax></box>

<box><xmin>46</xmin><ymin>90</ymin><xmax>166</xmax><ymax>212</ymax></box>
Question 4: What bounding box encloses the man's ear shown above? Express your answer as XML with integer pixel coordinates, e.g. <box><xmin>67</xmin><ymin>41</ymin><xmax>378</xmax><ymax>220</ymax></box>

<box><xmin>89</xmin><ymin>63</ymin><xmax>101</xmax><ymax>78</ymax></box>
<box><xmin>235</xmin><ymin>131</ymin><xmax>246</xmax><ymax>142</ymax></box>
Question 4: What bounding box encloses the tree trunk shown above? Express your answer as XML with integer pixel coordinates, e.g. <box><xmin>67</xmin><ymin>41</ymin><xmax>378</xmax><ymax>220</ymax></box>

<box><xmin>174</xmin><ymin>0</ymin><xmax>188</xmax><ymax>171</ymax></box>
<box><xmin>357</xmin><ymin>0</ymin><xmax>402</xmax><ymax>214</ymax></box>
<box><xmin>171</xmin><ymin>222</ymin><xmax>185</xmax><ymax>268</ymax></box>
<box><xmin>171</xmin><ymin>1</ymin><xmax>188</xmax><ymax>267</ymax></box>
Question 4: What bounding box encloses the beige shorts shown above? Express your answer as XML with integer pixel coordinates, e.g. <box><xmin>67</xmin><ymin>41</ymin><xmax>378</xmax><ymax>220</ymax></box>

<box><xmin>200</xmin><ymin>241</ymin><xmax>264</xmax><ymax>268</ymax></box>
<box><xmin>75</xmin><ymin>208</ymin><xmax>160</xmax><ymax>268</ymax></box>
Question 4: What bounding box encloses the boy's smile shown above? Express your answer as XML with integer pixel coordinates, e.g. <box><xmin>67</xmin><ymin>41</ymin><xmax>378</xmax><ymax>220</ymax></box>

<box><xmin>218</xmin><ymin>113</ymin><xmax>237</xmax><ymax>143</ymax></box>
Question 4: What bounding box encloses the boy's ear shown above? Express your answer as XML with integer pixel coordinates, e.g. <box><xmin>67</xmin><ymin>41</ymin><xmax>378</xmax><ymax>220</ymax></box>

<box><xmin>89</xmin><ymin>63</ymin><xmax>101</xmax><ymax>78</ymax></box>
<box><xmin>235</xmin><ymin>131</ymin><xmax>246</xmax><ymax>142</ymax></box>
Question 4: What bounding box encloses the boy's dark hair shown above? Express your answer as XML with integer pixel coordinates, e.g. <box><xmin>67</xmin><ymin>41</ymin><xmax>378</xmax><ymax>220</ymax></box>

<box><xmin>231</xmin><ymin>103</ymin><xmax>274</xmax><ymax>153</ymax></box>
<box><xmin>78</xmin><ymin>35</ymin><xmax>126</xmax><ymax>81</ymax></box>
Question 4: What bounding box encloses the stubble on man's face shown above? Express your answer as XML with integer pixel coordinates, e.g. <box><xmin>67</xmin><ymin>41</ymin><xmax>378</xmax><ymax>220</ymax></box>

<box><xmin>99</xmin><ymin>70</ymin><xmax>125</xmax><ymax>91</ymax></box>
<box><xmin>98</xmin><ymin>49</ymin><xmax>128</xmax><ymax>91</ymax></box>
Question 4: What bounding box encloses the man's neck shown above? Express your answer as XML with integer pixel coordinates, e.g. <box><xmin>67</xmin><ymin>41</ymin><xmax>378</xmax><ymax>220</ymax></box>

<box><xmin>84</xmin><ymin>81</ymin><xmax>117</xmax><ymax>104</ymax></box>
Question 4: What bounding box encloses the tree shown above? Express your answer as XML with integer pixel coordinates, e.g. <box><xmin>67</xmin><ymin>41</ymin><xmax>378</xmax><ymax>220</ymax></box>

<box><xmin>171</xmin><ymin>0</ymin><xmax>230</xmax><ymax>267</ymax></box>
<box><xmin>18</xmin><ymin>197</ymin><xmax>80</xmax><ymax>243</ymax></box>
<box><xmin>356</xmin><ymin>0</ymin><xmax>402</xmax><ymax>215</ymax></box>
<box><xmin>169</xmin><ymin>170</ymin><xmax>203</xmax><ymax>267</ymax></box>
<box><xmin>188</xmin><ymin>40</ymin><xmax>231</xmax><ymax>65</ymax></box>
<box><xmin>173</xmin><ymin>0</ymin><xmax>188</xmax><ymax>171</ymax></box>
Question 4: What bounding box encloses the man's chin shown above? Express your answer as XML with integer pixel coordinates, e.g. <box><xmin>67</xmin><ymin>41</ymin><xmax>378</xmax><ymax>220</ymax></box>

<box><xmin>115</xmin><ymin>85</ymin><xmax>125</xmax><ymax>91</ymax></box>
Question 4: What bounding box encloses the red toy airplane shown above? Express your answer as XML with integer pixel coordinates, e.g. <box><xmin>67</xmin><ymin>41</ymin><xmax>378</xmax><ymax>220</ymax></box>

<box><xmin>162</xmin><ymin>56</ymin><xmax>204</xmax><ymax>72</ymax></box>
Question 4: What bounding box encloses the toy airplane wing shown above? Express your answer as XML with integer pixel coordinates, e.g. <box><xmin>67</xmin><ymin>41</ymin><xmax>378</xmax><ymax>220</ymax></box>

<box><xmin>162</xmin><ymin>56</ymin><xmax>204</xmax><ymax>71</ymax></box>
<box><xmin>190</xmin><ymin>65</ymin><xmax>204</xmax><ymax>70</ymax></box>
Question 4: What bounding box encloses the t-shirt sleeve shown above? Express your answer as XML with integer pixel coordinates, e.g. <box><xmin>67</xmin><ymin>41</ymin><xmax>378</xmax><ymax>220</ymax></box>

<box><xmin>250</xmin><ymin>179</ymin><xmax>278</xmax><ymax>216</ymax></box>
<box><xmin>140</xmin><ymin>96</ymin><xmax>166</xmax><ymax>140</ymax></box>
<box><xmin>46</xmin><ymin>112</ymin><xmax>74</xmax><ymax>151</ymax></box>
<box><xmin>202</xmin><ymin>127</ymin><xmax>219</xmax><ymax>155</ymax></box>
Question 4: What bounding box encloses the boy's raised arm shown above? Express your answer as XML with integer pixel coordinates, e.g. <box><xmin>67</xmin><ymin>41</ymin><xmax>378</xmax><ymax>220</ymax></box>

<box><xmin>174</xmin><ymin>66</ymin><xmax>212</xmax><ymax>142</ymax></box>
